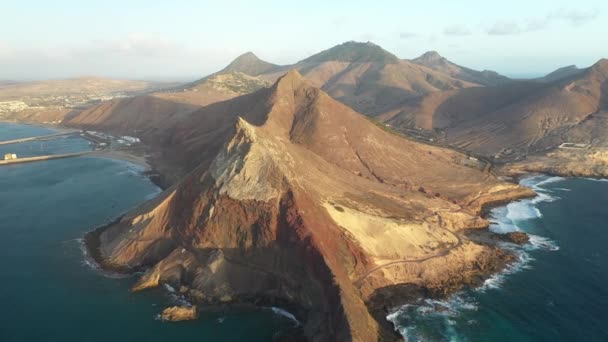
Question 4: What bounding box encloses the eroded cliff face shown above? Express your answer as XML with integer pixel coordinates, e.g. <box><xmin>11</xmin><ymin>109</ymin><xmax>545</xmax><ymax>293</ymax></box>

<box><xmin>87</xmin><ymin>70</ymin><xmax>533</xmax><ymax>341</ymax></box>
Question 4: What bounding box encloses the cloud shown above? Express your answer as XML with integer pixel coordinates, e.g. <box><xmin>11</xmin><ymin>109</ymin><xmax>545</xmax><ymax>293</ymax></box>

<box><xmin>486</xmin><ymin>21</ymin><xmax>523</xmax><ymax>35</ymax></box>
<box><xmin>549</xmin><ymin>8</ymin><xmax>599</xmax><ymax>26</ymax></box>
<box><xmin>485</xmin><ymin>19</ymin><xmax>547</xmax><ymax>36</ymax></box>
<box><xmin>399</xmin><ymin>32</ymin><xmax>417</xmax><ymax>39</ymax></box>
<box><xmin>486</xmin><ymin>8</ymin><xmax>598</xmax><ymax>36</ymax></box>
<box><xmin>443</xmin><ymin>25</ymin><xmax>471</xmax><ymax>36</ymax></box>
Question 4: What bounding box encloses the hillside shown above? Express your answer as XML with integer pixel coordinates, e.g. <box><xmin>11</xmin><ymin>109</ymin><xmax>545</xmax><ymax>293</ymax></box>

<box><xmin>411</xmin><ymin>51</ymin><xmax>511</xmax><ymax>86</ymax></box>
<box><xmin>300</xmin><ymin>41</ymin><xmax>400</xmax><ymax>64</ymax></box>
<box><xmin>385</xmin><ymin>59</ymin><xmax>608</xmax><ymax>161</ymax></box>
<box><xmin>216</xmin><ymin>51</ymin><xmax>281</xmax><ymax>76</ymax></box>
<box><xmin>257</xmin><ymin>42</ymin><xmax>479</xmax><ymax>116</ymax></box>
<box><xmin>85</xmin><ymin>70</ymin><xmax>533</xmax><ymax>341</ymax></box>
<box><xmin>535</xmin><ymin>65</ymin><xmax>587</xmax><ymax>83</ymax></box>
<box><xmin>0</xmin><ymin>77</ymin><xmax>161</xmax><ymax>101</ymax></box>
<box><xmin>2</xmin><ymin>42</ymin><xmax>485</xmax><ymax>132</ymax></box>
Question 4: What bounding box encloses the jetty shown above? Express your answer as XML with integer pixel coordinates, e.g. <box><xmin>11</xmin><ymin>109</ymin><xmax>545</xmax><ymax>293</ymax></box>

<box><xmin>0</xmin><ymin>131</ymin><xmax>79</xmax><ymax>146</ymax></box>
<box><xmin>0</xmin><ymin>151</ymin><xmax>92</xmax><ymax>166</ymax></box>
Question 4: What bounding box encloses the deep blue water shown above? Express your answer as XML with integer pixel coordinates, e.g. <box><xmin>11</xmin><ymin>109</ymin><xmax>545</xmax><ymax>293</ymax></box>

<box><xmin>389</xmin><ymin>175</ymin><xmax>608</xmax><ymax>341</ymax></box>
<box><xmin>0</xmin><ymin>123</ymin><xmax>294</xmax><ymax>342</ymax></box>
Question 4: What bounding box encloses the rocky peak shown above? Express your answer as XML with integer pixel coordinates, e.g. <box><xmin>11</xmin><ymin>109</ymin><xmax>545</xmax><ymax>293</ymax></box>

<box><xmin>413</xmin><ymin>51</ymin><xmax>447</xmax><ymax>65</ymax></box>
<box><xmin>220</xmin><ymin>51</ymin><xmax>279</xmax><ymax>76</ymax></box>
<box><xmin>300</xmin><ymin>41</ymin><xmax>399</xmax><ymax>64</ymax></box>
<box><xmin>593</xmin><ymin>58</ymin><xmax>608</xmax><ymax>73</ymax></box>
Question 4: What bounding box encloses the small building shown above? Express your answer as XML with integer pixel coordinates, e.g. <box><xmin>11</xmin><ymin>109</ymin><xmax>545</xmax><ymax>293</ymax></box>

<box><xmin>120</xmin><ymin>136</ymin><xmax>140</xmax><ymax>144</ymax></box>
<box><xmin>4</xmin><ymin>153</ymin><xmax>17</xmax><ymax>160</ymax></box>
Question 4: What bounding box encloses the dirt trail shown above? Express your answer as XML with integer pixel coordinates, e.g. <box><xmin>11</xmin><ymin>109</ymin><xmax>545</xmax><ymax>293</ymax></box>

<box><xmin>353</xmin><ymin>232</ymin><xmax>463</xmax><ymax>288</ymax></box>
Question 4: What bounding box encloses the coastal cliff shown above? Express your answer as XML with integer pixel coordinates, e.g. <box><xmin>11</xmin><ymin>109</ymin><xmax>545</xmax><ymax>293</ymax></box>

<box><xmin>85</xmin><ymin>71</ymin><xmax>535</xmax><ymax>341</ymax></box>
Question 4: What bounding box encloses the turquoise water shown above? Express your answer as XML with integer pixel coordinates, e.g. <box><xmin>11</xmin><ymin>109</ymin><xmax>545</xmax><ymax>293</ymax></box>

<box><xmin>389</xmin><ymin>175</ymin><xmax>608</xmax><ymax>341</ymax></box>
<box><xmin>0</xmin><ymin>123</ymin><xmax>294</xmax><ymax>342</ymax></box>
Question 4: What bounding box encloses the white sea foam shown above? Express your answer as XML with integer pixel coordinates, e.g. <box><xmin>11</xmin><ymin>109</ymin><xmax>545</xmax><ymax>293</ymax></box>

<box><xmin>489</xmin><ymin>175</ymin><xmax>563</xmax><ymax>234</ymax></box>
<box><xmin>387</xmin><ymin>292</ymin><xmax>479</xmax><ymax>341</ymax></box>
<box><xmin>527</xmin><ymin>234</ymin><xmax>560</xmax><ymax>251</ymax></box>
<box><xmin>389</xmin><ymin>175</ymin><xmax>564</xmax><ymax>340</ymax></box>
<box><xmin>164</xmin><ymin>285</ymin><xmax>191</xmax><ymax>306</ymax></box>
<box><xmin>75</xmin><ymin>238</ymin><xmax>131</xmax><ymax>279</ymax></box>
<box><xmin>270</xmin><ymin>307</ymin><xmax>300</xmax><ymax>326</ymax></box>
<box><xmin>164</xmin><ymin>283</ymin><xmax>176</xmax><ymax>293</ymax></box>
<box><xmin>478</xmin><ymin>249</ymin><xmax>534</xmax><ymax>292</ymax></box>
<box><xmin>583</xmin><ymin>177</ymin><xmax>608</xmax><ymax>182</ymax></box>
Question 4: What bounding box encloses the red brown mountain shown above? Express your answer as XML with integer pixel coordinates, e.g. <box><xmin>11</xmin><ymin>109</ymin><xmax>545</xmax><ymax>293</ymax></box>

<box><xmin>411</xmin><ymin>51</ymin><xmax>511</xmax><ymax>86</ymax></box>
<box><xmin>84</xmin><ymin>70</ymin><xmax>532</xmax><ymax>341</ymax></box>
<box><xmin>385</xmin><ymin>59</ymin><xmax>608</xmax><ymax>159</ymax></box>
<box><xmin>255</xmin><ymin>42</ymin><xmax>479</xmax><ymax>116</ymax></box>
<box><xmin>535</xmin><ymin>64</ymin><xmax>586</xmax><ymax>83</ymax></box>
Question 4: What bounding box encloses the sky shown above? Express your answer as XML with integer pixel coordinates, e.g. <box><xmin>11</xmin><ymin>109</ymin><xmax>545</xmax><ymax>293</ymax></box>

<box><xmin>0</xmin><ymin>0</ymin><xmax>606</xmax><ymax>81</ymax></box>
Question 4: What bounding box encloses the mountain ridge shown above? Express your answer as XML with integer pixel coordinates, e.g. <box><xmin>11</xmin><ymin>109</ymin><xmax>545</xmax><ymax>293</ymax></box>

<box><xmin>411</xmin><ymin>50</ymin><xmax>511</xmax><ymax>86</ymax></box>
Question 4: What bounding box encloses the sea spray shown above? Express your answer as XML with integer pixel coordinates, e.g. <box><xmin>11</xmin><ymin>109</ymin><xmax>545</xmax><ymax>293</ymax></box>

<box><xmin>76</xmin><ymin>238</ymin><xmax>132</xmax><ymax>279</ymax></box>
<box><xmin>269</xmin><ymin>307</ymin><xmax>300</xmax><ymax>326</ymax></box>
<box><xmin>389</xmin><ymin>175</ymin><xmax>563</xmax><ymax>340</ymax></box>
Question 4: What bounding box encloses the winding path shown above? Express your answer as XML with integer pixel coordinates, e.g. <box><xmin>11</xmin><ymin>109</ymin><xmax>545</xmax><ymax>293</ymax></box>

<box><xmin>353</xmin><ymin>232</ymin><xmax>463</xmax><ymax>288</ymax></box>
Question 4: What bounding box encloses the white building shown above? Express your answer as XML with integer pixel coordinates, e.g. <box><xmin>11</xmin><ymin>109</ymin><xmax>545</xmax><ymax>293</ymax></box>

<box><xmin>120</xmin><ymin>136</ymin><xmax>140</xmax><ymax>143</ymax></box>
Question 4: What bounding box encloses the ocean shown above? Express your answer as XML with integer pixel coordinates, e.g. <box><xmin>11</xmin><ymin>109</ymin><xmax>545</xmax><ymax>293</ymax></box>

<box><xmin>0</xmin><ymin>123</ymin><xmax>295</xmax><ymax>342</ymax></box>
<box><xmin>388</xmin><ymin>175</ymin><xmax>608</xmax><ymax>341</ymax></box>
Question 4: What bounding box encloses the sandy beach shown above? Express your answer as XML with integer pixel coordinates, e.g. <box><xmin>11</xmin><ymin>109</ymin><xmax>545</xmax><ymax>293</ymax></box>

<box><xmin>88</xmin><ymin>149</ymin><xmax>151</xmax><ymax>170</ymax></box>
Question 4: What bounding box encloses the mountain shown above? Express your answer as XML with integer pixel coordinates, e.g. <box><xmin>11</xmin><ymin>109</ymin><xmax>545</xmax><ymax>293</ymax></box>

<box><xmin>535</xmin><ymin>64</ymin><xmax>587</xmax><ymax>83</ymax></box>
<box><xmin>217</xmin><ymin>51</ymin><xmax>281</xmax><ymax>76</ymax></box>
<box><xmin>2</xmin><ymin>42</ymin><xmax>486</xmax><ymax>132</ymax></box>
<box><xmin>299</xmin><ymin>41</ymin><xmax>400</xmax><ymax>64</ymax></box>
<box><xmin>184</xmin><ymin>71</ymin><xmax>271</xmax><ymax>94</ymax></box>
<box><xmin>411</xmin><ymin>51</ymin><xmax>511</xmax><ymax>86</ymax></box>
<box><xmin>255</xmin><ymin>42</ymin><xmax>478</xmax><ymax>116</ymax></box>
<box><xmin>84</xmin><ymin>70</ymin><xmax>533</xmax><ymax>341</ymax></box>
<box><xmin>385</xmin><ymin>58</ymin><xmax>608</xmax><ymax>160</ymax></box>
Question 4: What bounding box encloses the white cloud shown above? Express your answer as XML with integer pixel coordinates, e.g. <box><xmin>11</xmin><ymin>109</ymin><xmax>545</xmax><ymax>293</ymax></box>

<box><xmin>399</xmin><ymin>32</ymin><xmax>417</xmax><ymax>39</ymax></box>
<box><xmin>549</xmin><ymin>8</ymin><xmax>599</xmax><ymax>26</ymax></box>
<box><xmin>443</xmin><ymin>25</ymin><xmax>471</xmax><ymax>36</ymax></box>
<box><xmin>486</xmin><ymin>18</ymin><xmax>547</xmax><ymax>36</ymax></box>
<box><xmin>486</xmin><ymin>7</ymin><xmax>599</xmax><ymax>36</ymax></box>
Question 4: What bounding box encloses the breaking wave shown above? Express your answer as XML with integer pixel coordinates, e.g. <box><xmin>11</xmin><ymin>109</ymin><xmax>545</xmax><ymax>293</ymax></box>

<box><xmin>76</xmin><ymin>238</ymin><xmax>131</xmax><ymax>279</ymax></box>
<box><xmin>388</xmin><ymin>175</ymin><xmax>563</xmax><ymax>341</ymax></box>
<box><xmin>269</xmin><ymin>307</ymin><xmax>300</xmax><ymax>326</ymax></box>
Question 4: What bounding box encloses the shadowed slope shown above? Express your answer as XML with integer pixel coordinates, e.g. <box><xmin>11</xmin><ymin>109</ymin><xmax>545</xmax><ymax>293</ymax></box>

<box><xmin>388</xmin><ymin>59</ymin><xmax>608</xmax><ymax>158</ymax></box>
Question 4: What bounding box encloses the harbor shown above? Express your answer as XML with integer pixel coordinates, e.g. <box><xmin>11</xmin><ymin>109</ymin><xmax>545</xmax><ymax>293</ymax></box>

<box><xmin>0</xmin><ymin>127</ymin><xmax>143</xmax><ymax>167</ymax></box>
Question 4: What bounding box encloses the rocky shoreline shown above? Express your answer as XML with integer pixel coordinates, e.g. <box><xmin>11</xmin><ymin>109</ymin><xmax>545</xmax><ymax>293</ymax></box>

<box><xmin>82</xmin><ymin>179</ymin><xmax>537</xmax><ymax>342</ymax></box>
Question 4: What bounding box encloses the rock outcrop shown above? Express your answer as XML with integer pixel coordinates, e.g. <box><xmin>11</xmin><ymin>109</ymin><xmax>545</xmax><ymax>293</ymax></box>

<box><xmin>161</xmin><ymin>306</ymin><xmax>199</xmax><ymax>321</ymax></box>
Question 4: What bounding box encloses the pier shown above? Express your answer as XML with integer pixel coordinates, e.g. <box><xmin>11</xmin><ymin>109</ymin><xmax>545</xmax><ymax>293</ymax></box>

<box><xmin>0</xmin><ymin>131</ymin><xmax>79</xmax><ymax>146</ymax></box>
<box><xmin>0</xmin><ymin>151</ymin><xmax>93</xmax><ymax>166</ymax></box>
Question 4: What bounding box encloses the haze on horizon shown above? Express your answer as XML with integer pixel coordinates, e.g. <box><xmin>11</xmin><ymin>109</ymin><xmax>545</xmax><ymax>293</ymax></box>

<box><xmin>1</xmin><ymin>0</ymin><xmax>606</xmax><ymax>81</ymax></box>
